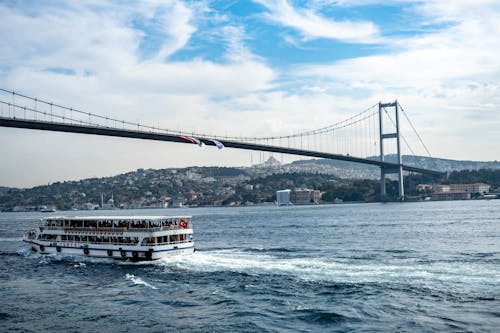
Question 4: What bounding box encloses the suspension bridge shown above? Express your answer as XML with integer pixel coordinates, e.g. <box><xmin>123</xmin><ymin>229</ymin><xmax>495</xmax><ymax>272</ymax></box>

<box><xmin>0</xmin><ymin>88</ymin><xmax>442</xmax><ymax>201</ymax></box>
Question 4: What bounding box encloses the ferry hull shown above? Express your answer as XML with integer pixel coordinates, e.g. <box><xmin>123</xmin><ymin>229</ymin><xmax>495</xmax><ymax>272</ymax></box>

<box><xmin>23</xmin><ymin>239</ymin><xmax>194</xmax><ymax>261</ymax></box>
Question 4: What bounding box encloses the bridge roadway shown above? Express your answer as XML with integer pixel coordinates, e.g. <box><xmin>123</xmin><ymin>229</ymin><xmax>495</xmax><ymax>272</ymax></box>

<box><xmin>0</xmin><ymin>117</ymin><xmax>442</xmax><ymax>176</ymax></box>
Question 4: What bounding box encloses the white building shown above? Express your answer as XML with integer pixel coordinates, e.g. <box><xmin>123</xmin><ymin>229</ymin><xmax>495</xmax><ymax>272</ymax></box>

<box><xmin>450</xmin><ymin>183</ymin><xmax>490</xmax><ymax>194</ymax></box>
<box><xmin>432</xmin><ymin>183</ymin><xmax>490</xmax><ymax>194</ymax></box>
<box><xmin>276</xmin><ymin>189</ymin><xmax>291</xmax><ymax>206</ymax></box>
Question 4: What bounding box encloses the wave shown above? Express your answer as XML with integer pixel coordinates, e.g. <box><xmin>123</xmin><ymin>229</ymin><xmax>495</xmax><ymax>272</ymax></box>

<box><xmin>16</xmin><ymin>247</ymin><xmax>115</xmax><ymax>265</ymax></box>
<box><xmin>0</xmin><ymin>237</ymin><xmax>23</xmax><ymax>242</ymax></box>
<box><xmin>74</xmin><ymin>262</ymin><xmax>87</xmax><ymax>268</ymax></box>
<box><xmin>125</xmin><ymin>273</ymin><xmax>157</xmax><ymax>290</ymax></box>
<box><xmin>294</xmin><ymin>308</ymin><xmax>349</xmax><ymax>324</ymax></box>
<box><xmin>241</xmin><ymin>247</ymin><xmax>299</xmax><ymax>253</ymax></box>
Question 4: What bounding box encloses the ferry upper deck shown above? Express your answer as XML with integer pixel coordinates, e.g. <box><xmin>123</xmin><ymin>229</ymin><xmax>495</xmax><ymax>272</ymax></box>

<box><xmin>42</xmin><ymin>216</ymin><xmax>192</xmax><ymax>231</ymax></box>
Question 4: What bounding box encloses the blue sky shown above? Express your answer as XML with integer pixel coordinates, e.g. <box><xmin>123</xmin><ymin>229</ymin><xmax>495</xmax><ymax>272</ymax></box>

<box><xmin>1</xmin><ymin>0</ymin><xmax>500</xmax><ymax>187</ymax></box>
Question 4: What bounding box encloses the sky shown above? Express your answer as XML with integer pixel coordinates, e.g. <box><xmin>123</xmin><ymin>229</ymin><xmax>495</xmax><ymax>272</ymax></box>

<box><xmin>1</xmin><ymin>0</ymin><xmax>499</xmax><ymax>188</ymax></box>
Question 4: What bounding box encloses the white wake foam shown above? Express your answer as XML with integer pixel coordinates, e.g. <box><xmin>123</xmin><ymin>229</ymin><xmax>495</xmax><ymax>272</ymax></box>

<box><xmin>125</xmin><ymin>273</ymin><xmax>158</xmax><ymax>290</ymax></box>
<box><xmin>154</xmin><ymin>249</ymin><xmax>498</xmax><ymax>286</ymax></box>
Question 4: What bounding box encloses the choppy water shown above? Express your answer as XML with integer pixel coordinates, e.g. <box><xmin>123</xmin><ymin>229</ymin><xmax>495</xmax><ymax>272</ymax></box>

<box><xmin>1</xmin><ymin>201</ymin><xmax>499</xmax><ymax>332</ymax></box>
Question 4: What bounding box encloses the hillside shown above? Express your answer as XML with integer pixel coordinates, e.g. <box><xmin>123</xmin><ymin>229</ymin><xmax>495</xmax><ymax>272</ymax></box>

<box><xmin>291</xmin><ymin>155</ymin><xmax>500</xmax><ymax>173</ymax></box>
<box><xmin>1</xmin><ymin>155</ymin><xmax>499</xmax><ymax>211</ymax></box>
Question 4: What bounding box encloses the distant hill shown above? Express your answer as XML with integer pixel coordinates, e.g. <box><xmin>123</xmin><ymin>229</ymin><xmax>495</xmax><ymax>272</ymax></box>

<box><xmin>291</xmin><ymin>155</ymin><xmax>500</xmax><ymax>173</ymax></box>
<box><xmin>389</xmin><ymin>155</ymin><xmax>500</xmax><ymax>172</ymax></box>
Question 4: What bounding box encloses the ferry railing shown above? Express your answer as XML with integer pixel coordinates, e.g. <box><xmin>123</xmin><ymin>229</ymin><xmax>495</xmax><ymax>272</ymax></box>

<box><xmin>44</xmin><ymin>225</ymin><xmax>190</xmax><ymax>232</ymax></box>
<box><xmin>52</xmin><ymin>239</ymin><xmax>193</xmax><ymax>246</ymax></box>
<box><xmin>142</xmin><ymin>239</ymin><xmax>194</xmax><ymax>246</ymax></box>
<box><xmin>58</xmin><ymin>241</ymin><xmax>141</xmax><ymax>246</ymax></box>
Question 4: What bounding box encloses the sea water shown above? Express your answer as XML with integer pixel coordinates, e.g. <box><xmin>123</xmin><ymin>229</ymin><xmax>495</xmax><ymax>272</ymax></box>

<box><xmin>0</xmin><ymin>200</ymin><xmax>499</xmax><ymax>332</ymax></box>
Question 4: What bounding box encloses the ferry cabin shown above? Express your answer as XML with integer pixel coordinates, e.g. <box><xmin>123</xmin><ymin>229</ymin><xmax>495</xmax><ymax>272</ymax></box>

<box><xmin>24</xmin><ymin>216</ymin><xmax>194</xmax><ymax>260</ymax></box>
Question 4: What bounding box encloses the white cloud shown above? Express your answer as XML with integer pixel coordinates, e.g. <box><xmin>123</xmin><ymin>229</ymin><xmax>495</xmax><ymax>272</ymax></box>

<box><xmin>0</xmin><ymin>4</ymin><xmax>137</xmax><ymax>74</ymax></box>
<box><xmin>145</xmin><ymin>1</ymin><xmax>197</xmax><ymax>61</ymax></box>
<box><xmin>253</xmin><ymin>0</ymin><xmax>381</xmax><ymax>43</ymax></box>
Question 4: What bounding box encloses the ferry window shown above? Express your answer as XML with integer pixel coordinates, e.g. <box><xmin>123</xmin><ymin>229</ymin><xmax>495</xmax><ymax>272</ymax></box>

<box><xmin>170</xmin><ymin>235</ymin><xmax>179</xmax><ymax>243</ymax></box>
<box><xmin>61</xmin><ymin>235</ymin><xmax>67</xmax><ymax>241</ymax></box>
<box><xmin>180</xmin><ymin>234</ymin><xmax>184</xmax><ymax>241</ymax></box>
<box><xmin>85</xmin><ymin>220</ymin><xmax>96</xmax><ymax>228</ymax></box>
<box><xmin>74</xmin><ymin>235</ymin><xmax>80</xmax><ymax>242</ymax></box>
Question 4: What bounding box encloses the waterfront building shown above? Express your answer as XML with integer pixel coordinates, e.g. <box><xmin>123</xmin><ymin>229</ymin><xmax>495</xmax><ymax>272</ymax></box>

<box><xmin>431</xmin><ymin>191</ymin><xmax>471</xmax><ymax>201</ymax></box>
<box><xmin>432</xmin><ymin>185</ymin><xmax>451</xmax><ymax>193</ymax></box>
<box><xmin>276</xmin><ymin>189</ymin><xmax>291</xmax><ymax>205</ymax></box>
<box><xmin>449</xmin><ymin>183</ymin><xmax>490</xmax><ymax>194</ymax></box>
<box><xmin>423</xmin><ymin>183</ymin><xmax>491</xmax><ymax>196</ymax></box>
<box><xmin>290</xmin><ymin>188</ymin><xmax>321</xmax><ymax>205</ymax></box>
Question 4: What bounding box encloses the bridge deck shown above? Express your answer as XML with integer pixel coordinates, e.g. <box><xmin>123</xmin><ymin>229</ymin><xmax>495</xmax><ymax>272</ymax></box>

<box><xmin>0</xmin><ymin>117</ymin><xmax>442</xmax><ymax>176</ymax></box>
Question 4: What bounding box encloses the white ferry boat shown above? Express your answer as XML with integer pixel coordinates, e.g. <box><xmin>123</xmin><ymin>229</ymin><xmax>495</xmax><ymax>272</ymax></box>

<box><xmin>23</xmin><ymin>215</ymin><xmax>194</xmax><ymax>261</ymax></box>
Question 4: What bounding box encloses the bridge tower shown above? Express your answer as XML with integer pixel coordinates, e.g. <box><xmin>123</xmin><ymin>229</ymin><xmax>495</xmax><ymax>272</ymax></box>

<box><xmin>378</xmin><ymin>101</ymin><xmax>404</xmax><ymax>201</ymax></box>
